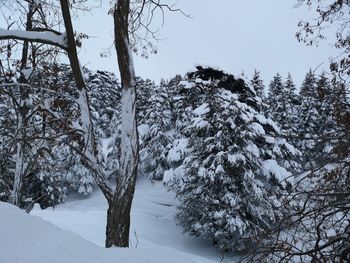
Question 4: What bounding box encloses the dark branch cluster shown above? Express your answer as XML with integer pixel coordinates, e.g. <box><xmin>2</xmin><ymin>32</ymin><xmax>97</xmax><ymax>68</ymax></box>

<box><xmin>296</xmin><ymin>0</ymin><xmax>350</xmax><ymax>79</ymax></box>
<box><xmin>126</xmin><ymin>0</ymin><xmax>188</xmax><ymax>58</ymax></box>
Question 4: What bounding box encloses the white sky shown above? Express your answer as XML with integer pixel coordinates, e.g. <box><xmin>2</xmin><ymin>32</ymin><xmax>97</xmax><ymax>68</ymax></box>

<box><xmin>74</xmin><ymin>0</ymin><xmax>337</xmax><ymax>87</ymax></box>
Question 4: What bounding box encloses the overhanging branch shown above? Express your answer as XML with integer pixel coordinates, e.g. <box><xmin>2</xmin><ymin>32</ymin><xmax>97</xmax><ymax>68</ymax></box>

<box><xmin>0</xmin><ymin>28</ymin><xmax>68</xmax><ymax>50</ymax></box>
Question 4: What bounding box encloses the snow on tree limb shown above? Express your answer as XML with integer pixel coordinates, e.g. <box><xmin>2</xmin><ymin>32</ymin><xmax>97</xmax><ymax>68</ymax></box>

<box><xmin>0</xmin><ymin>28</ymin><xmax>68</xmax><ymax>50</ymax></box>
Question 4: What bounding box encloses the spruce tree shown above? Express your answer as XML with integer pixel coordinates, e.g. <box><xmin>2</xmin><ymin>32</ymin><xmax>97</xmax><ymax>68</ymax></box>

<box><xmin>173</xmin><ymin>67</ymin><xmax>299</xmax><ymax>252</ymax></box>
<box><xmin>139</xmin><ymin>81</ymin><xmax>174</xmax><ymax>180</ymax></box>
<box><xmin>267</xmin><ymin>73</ymin><xmax>285</xmax><ymax>117</ymax></box>
<box><xmin>297</xmin><ymin>71</ymin><xmax>335</xmax><ymax>169</ymax></box>
<box><xmin>250</xmin><ymin>69</ymin><xmax>265</xmax><ymax>100</ymax></box>
<box><xmin>300</xmin><ymin>69</ymin><xmax>317</xmax><ymax>98</ymax></box>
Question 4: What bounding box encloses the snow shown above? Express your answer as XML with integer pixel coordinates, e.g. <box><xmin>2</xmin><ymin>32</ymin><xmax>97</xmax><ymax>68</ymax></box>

<box><xmin>118</xmin><ymin>85</ymin><xmax>138</xmax><ymax>195</ymax></box>
<box><xmin>24</xmin><ymin>179</ymin><xmax>234</xmax><ymax>263</ymax></box>
<box><xmin>21</xmin><ymin>68</ymin><xmax>34</xmax><ymax>80</ymax></box>
<box><xmin>179</xmin><ymin>80</ymin><xmax>193</xmax><ymax>89</ymax></box>
<box><xmin>138</xmin><ymin>123</ymin><xmax>150</xmax><ymax>137</ymax></box>
<box><xmin>261</xmin><ymin>159</ymin><xmax>292</xmax><ymax>185</ymax></box>
<box><xmin>245</xmin><ymin>143</ymin><xmax>260</xmax><ymax>158</ymax></box>
<box><xmin>228</xmin><ymin>153</ymin><xmax>246</xmax><ymax>164</ymax></box>
<box><xmin>167</xmin><ymin>138</ymin><xmax>189</xmax><ymax>162</ymax></box>
<box><xmin>163</xmin><ymin>166</ymin><xmax>185</xmax><ymax>183</ymax></box>
<box><xmin>249</xmin><ymin>122</ymin><xmax>265</xmax><ymax>136</ymax></box>
<box><xmin>0</xmin><ymin>28</ymin><xmax>67</xmax><ymax>48</ymax></box>
<box><xmin>193</xmin><ymin>103</ymin><xmax>210</xmax><ymax>115</ymax></box>
<box><xmin>0</xmin><ymin>200</ymin><xmax>197</xmax><ymax>263</ymax></box>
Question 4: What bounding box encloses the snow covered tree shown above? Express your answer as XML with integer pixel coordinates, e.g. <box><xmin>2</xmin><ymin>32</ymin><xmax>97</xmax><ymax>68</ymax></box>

<box><xmin>244</xmin><ymin>78</ymin><xmax>350</xmax><ymax>263</ymax></box>
<box><xmin>173</xmin><ymin>67</ymin><xmax>299</xmax><ymax>252</ymax></box>
<box><xmin>0</xmin><ymin>0</ymin><xmax>114</xmax><ymax>217</ymax></box>
<box><xmin>139</xmin><ymin>81</ymin><xmax>174</xmax><ymax>180</ymax></box>
<box><xmin>282</xmin><ymin>73</ymin><xmax>300</xmax><ymax>137</ymax></box>
<box><xmin>284</xmin><ymin>73</ymin><xmax>296</xmax><ymax>95</ymax></box>
<box><xmin>243</xmin><ymin>2</ymin><xmax>350</xmax><ymax>260</ymax></box>
<box><xmin>87</xmin><ymin>70</ymin><xmax>121</xmax><ymax>139</ymax></box>
<box><xmin>296</xmin><ymin>70</ymin><xmax>335</xmax><ymax>169</ymax></box>
<box><xmin>266</xmin><ymin>73</ymin><xmax>300</xmax><ymax>149</ymax></box>
<box><xmin>266</xmin><ymin>73</ymin><xmax>286</xmax><ymax>123</ymax></box>
<box><xmin>136</xmin><ymin>78</ymin><xmax>155</xmax><ymax>123</ymax></box>
<box><xmin>0</xmin><ymin>63</ymin><xmax>79</xmax><ymax>210</ymax></box>
<box><xmin>250</xmin><ymin>69</ymin><xmax>265</xmax><ymax>101</ymax></box>
<box><xmin>300</xmin><ymin>69</ymin><xmax>317</xmax><ymax>98</ymax></box>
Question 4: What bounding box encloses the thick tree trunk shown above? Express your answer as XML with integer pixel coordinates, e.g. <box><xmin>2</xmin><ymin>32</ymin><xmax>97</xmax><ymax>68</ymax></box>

<box><xmin>105</xmin><ymin>0</ymin><xmax>139</xmax><ymax>248</ymax></box>
<box><xmin>105</xmin><ymin>190</ymin><xmax>135</xmax><ymax>247</ymax></box>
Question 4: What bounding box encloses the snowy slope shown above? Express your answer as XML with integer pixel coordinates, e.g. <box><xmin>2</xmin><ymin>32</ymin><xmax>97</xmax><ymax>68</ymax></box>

<box><xmin>0</xmin><ymin>200</ymin><xmax>201</xmax><ymax>263</ymax></box>
<box><xmin>29</xmin><ymin>179</ymin><xmax>235</xmax><ymax>262</ymax></box>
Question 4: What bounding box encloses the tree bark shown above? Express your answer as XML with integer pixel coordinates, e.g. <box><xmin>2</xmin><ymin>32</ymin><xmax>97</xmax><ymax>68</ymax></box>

<box><xmin>9</xmin><ymin>1</ymin><xmax>34</xmax><ymax>207</ymax></box>
<box><xmin>59</xmin><ymin>0</ymin><xmax>85</xmax><ymax>90</ymax></box>
<box><xmin>59</xmin><ymin>0</ymin><xmax>113</xmax><ymax>201</ymax></box>
<box><xmin>105</xmin><ymin>0</ymin><xmax>139</xmax><ymax>248</ymax></box>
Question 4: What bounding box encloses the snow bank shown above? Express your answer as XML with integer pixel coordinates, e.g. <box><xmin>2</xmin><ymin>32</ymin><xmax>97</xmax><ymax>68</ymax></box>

<box><xmin>0</xmin><ymin>202</ymin><xmax>196</xmax><ymax>263</ymax></box>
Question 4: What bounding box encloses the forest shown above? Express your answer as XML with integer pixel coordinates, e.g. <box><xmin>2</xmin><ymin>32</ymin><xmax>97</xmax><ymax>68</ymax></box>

<box><xmin>0</xmin><ymin>0</ymin><xmax>349</xmax><ymax>263</ymax></box>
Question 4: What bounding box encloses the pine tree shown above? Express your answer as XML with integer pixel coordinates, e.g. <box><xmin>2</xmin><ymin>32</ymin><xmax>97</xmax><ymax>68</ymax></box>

<box><xmin>250</xmin><ymin>69</ymin><xmax>265</xmax><ymax>100</ymax></box>
<box><xmin>297</xmin><ymin>71</ymin><xmax>335</xmax><ymax>169</ymax></box>
<box><xmin>267</xmin><ymin>73</ymin><xmax>285</xmax><ymax>114</ymax></box>
<box><xmin>283</xmin><ymin>73</ymin><xmax>300</xmax><ymax>135</ymax></box>
<box><xmin>300</xmin><ymin>69</ymin><xmax>317</xmax><ymax>98</ymax></box>
<box><xmin>139</xmin><ymin>81</ymin><xmax>174</xmax><ymax>180</ymax></box>
<box><xmin>173</xmin><ymin>67</ymin><xmax>299</xmax><ymax>252</ymax></box>
<box><xmin>316</xmin><ymin>72</ymin><xmax>331</xmax><ymax>100</ymax></box>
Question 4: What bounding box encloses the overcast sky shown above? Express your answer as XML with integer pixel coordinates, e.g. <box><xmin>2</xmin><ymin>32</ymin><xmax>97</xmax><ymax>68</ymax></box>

<box><xmin>74</xmin><ymin>0</ymin><xmax>336</xmax><ymax>87</ymax></box>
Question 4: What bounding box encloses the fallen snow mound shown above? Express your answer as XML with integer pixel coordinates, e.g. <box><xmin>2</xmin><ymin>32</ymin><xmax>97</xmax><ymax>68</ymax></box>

<box><xmin>0</xmin><ymin>202</ymin><xmax>196</xmax><ymax>263</ymax></box>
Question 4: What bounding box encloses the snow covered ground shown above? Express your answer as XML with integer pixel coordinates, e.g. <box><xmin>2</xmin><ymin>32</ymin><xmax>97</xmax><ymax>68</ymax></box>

<box><xmin>0</xmin><ymin>200</ymin><xmax>198</xmax><ymax>263</ymax></box>
<box><xmin>21</xmin><ymin>178</ymin><xmax>235</xmax><ymax>263</ymax></box>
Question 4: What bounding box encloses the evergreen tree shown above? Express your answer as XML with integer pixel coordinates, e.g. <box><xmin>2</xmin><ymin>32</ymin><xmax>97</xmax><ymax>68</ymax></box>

<box><xmin>285</xmin><ymin>73</ymin><xmax>296</xmax><ymax>94</ymax></box>
<box><xmin>297</xmin><ymin>71</ymin><xmax>337</xmax><ymax>169</ymax></box>
<box><xmin>266</xmin><ymin>73</ymin><xmax>286</xmax><ymax>125</ymax></box>
<box><xmin>139</xmin><ymin>81</ymin><xmax>174</xmax><ymax>180</ymax></box>
<box><xmin>316</xmin><ymin>72</ymin><xmax>331</xmax><ymax>100</ymax></box>
<box><xmin>87</xmin><ymin>70</ymin><xmax>120</xmax><ymax>138</ymax></box>
<box><xmin>250</xmin><ymin>69</ymin><xmax>265</xmax><ymax>100</ymax></box>
<box><xmin>266</xmin><ymin>73</ymin><xmax>300</xmax><ymax>141</ymax></box>
<box><xmin>300</xmin><ymin>69</ymin><xmax>317</xmax><ymax>98</ymax></box>
<box><xmin>282</xmin><ymin>73</ymin><xmax>300</xmax><ymax>135</ymax></box>
<box><xmin>173</xmin><ymin>67</ymin><xmax>299</xmax><ymax>252</ymax></box>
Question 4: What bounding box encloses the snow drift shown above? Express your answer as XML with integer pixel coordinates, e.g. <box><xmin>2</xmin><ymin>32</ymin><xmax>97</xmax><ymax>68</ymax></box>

<box><xmin>0</xmin><ymin>201</ymin><xmax>196</xmax><ymax>263</ymax></box>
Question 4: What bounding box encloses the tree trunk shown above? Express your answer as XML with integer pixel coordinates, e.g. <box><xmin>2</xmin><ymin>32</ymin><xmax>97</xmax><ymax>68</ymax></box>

<box><xmin>10</xmin><ymin>109</ymin><xmax>27</xmax><ymax>206</ymax></box>
<box><xmin>10</xmin><ymin>2</ymin><xmax>34</xmax><ymax>207</ymax></box>
<box><xmin>105</xmin><ymin>0</ymin><xmax>139</xmax><ymax>248</ymax></box>
<box><xmin>105</xmin><ymin>191</ymin><xmax>134</xmax><ymax>247</ymax></box>
<box><xmin>59</xmin><ymin>0</ymin><xmax>113</xmax><ymax>201</ymax></box>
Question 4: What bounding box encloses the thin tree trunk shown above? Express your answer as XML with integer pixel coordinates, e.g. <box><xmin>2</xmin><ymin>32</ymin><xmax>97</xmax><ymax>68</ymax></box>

<box><xmin>105</xmin><ymin>0</ymin><xmax>139</xmax><ymax>248</ymax></box>
<box><xmin>59</xmin><ymin>0</ymin><xmax>113</xmax><ymax>201</ymax></box>
<box><xmin>10</xmin><ymin>1</ymin><xmax>34</xmax><ymax>207</ymax></box>
<box><xmin>10</xmin><ymin>114</ymin><xmax>26</xmax><ymax>206</ymax></box>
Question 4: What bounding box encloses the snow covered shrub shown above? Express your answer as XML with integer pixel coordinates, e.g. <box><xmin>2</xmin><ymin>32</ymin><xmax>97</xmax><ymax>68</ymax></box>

<box><xmin>172</xmin><ymin>67</ymin><xmax>299</xmax><ymax>252</ymax></box>
<box><xmin>243</xmin><ymin>162</ymin><xmax>350</xmax><ymax>262</ymax></box>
